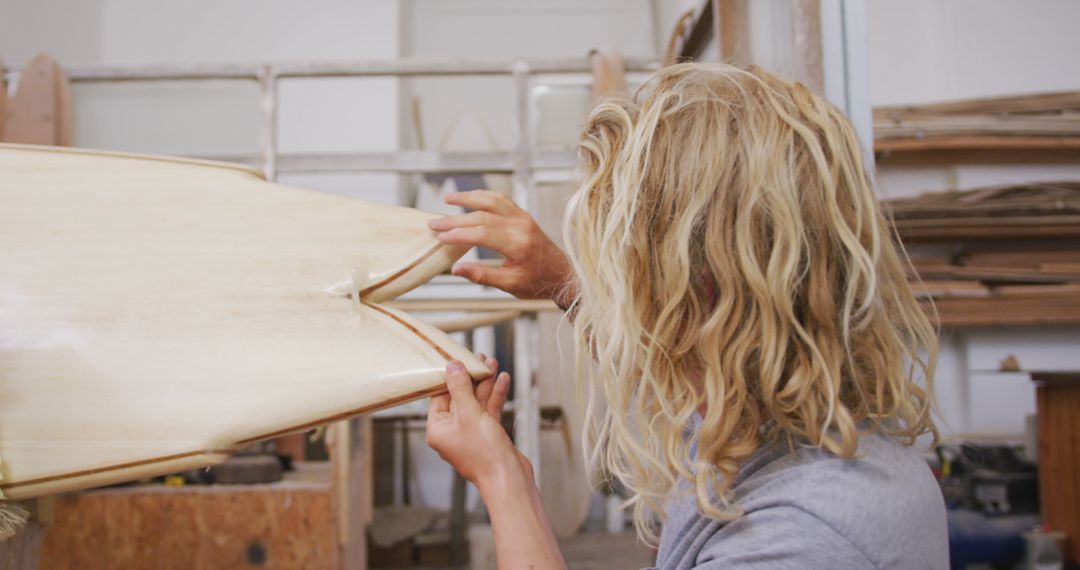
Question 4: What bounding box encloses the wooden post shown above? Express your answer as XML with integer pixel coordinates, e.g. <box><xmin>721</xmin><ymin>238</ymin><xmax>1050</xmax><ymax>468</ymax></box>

<box><xmin>716</xmin><ymin>0</ymin><xmax>751</xmax><ymax>64</ymax></box>
<box><xmin>0</xmin><ymin>61</ymin><xmax>7</xmax><ymax>139</ymax></box>
<box><xmin>274</xmin><ymin>433</ymin><xmax>308</xmax><ymax>462</ymax></box>
<box><xmin>791</xmin><ymin>0</ymin><xmax>824</xmax><ymax>94</ymax></box>
<box><xmin>330</xmin><ymin>416</ymin><xmax>373</xmax><ymax>570</ymax></box>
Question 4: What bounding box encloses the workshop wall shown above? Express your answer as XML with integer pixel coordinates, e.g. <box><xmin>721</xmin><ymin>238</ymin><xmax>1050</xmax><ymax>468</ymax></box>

<box><xmin>868</xmin><ymin>0</ymin><xmax>1080</xmax><ymax>439</ymax></box>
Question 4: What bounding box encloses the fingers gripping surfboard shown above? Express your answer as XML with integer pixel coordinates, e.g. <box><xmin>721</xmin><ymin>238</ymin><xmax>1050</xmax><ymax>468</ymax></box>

<box><xmin>0</xmin><ymin>144</ymin><xmax>488</xmax><ymax>500</ymax></box>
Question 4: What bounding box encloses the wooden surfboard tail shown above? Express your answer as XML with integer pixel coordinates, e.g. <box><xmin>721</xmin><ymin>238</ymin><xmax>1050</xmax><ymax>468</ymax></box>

<box><xmin>0</xmin><ymin>144</ymin><xmax>489</xmax><ymax>500</ymax></box>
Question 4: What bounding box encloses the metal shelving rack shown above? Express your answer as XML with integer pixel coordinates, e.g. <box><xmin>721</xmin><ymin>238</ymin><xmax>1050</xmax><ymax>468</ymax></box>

<box><xmin>7</xmin><ymin>56</ymin><xmax>659</xmax><ymax>487</ymax></box>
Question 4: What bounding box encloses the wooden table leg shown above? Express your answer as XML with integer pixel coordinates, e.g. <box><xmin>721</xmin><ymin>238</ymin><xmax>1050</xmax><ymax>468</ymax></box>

<box><xmin>274</xmin><ymin>433</ymin><xmax>308</xmax><ymax>462</ymax></box>
<box><xmin>331</xmin><ymin>416</ymin><xmax>373</xmax><ymax>570</ymax></box>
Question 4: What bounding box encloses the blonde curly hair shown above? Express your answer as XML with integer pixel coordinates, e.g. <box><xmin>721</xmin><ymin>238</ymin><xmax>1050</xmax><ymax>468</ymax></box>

<box><xmin>563</xmin><ymin>63</ymin><xmax>938</xmax><ymax>542</ymax></box>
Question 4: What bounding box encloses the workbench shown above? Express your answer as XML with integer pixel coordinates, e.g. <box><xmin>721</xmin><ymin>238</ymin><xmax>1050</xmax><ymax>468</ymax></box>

<box><xmin>37</xmin><ymin>462</ymin><xmax>338</xmax><ymax>569</ymax></box>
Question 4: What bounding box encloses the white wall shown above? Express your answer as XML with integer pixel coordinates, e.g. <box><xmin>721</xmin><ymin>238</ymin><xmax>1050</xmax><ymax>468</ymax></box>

<box><xmin>401</xmin><ymin>0</ymin><xmax>656</xmax><ymax>151</ymax></box>
<box><xmin>0</xmin><ymin>0</ymin><xmax>104</xmax><ymax>64</ymax></box>
<box><xmin>868</xmin><ymin>0</ymin><xmax>1080</xmax><ymax>107</ymax></box>
<box><xmin>1</xmin><ymin>0</ymin><xmax>404</xmax><ymax>204</ymax></box>
<box><xmin>867</xmin><ymin>0</ymin><xmax>1080</xmax><ymax>439</ymax></box>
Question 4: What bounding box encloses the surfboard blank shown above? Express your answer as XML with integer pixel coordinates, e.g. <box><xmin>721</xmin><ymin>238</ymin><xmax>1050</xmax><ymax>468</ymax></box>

<box><xmin>0</xmin><ymin>144</ymin><xmax>487</xmax><ymax>499</ymax></box>
<box><xmin>1</xmin><ymin>54</ymin><xmax>73</xmax><ymax>146</ymax></box>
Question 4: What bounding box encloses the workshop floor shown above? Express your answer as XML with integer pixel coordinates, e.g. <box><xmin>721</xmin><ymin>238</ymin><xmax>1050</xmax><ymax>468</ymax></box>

<box><xmin>559</xmin><ymin>532</ymin><xmax>656</xmax><ymax>570</ymax></box>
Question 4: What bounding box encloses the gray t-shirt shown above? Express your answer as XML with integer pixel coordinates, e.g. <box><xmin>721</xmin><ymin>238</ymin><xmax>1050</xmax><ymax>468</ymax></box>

<box><xmin>653</xmin><ymin>430</ymin><xmax>949</xmax><ymax>569</ymax></box>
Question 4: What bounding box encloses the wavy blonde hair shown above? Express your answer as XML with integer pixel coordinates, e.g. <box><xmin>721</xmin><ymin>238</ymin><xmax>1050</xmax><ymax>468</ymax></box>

<box><xmin>563</xmin><ymin>63</ymin><xmax>937</xmax><ymax>542</ymax></box>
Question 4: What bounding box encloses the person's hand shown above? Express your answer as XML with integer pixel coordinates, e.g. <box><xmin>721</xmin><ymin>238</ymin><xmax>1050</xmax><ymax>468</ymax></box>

<box><xmin>427</xmin><ymin>190</ymin><xmax>576</xmax><ymax>308</ymax></box>
<box><xmin>429</xmin><ymin>356</ymin><xmax>564</xmax><ymax>570</ymax></box>
<box><xmin>426</xmin><ymin>354</ymin><xmax>531</xmax><ymax>491</ymax></box>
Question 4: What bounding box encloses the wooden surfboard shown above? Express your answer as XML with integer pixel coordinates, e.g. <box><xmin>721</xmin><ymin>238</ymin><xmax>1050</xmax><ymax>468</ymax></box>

<box><xmin>0</xmin><ymin>144</ymin><xmax>487</xmax><ymax>500</ymax></box>
<box><xmin>1</xmin><ymin>54</ymin><xmax>73</xmax><ymax>146</ymax></box>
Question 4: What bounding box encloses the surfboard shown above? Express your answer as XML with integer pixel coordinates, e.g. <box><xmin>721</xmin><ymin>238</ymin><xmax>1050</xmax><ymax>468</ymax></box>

<box><xmin>1</xmin><ymin>54</ymin><xmax>72</xmax><ymax>146</ymax></box>
<box><xmin>0</xmin><ymin>144</ymin><xmax>487</xmax><ymax>500</ymax></box>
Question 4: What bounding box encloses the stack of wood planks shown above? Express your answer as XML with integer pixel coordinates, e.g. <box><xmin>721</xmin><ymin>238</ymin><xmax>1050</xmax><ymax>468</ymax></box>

<box><xmin>885</xmin><ymin>181</ymin><xmax>1080</xmax><ymax>327</ymax></box>
<box><xmin>873</xmin><ymin>91</ymin><xmax>1080</xmax><ymax>161</ymax></box>
<box><xmin>888</xmin><ymin>181</ymin><xmax>1080</xmax><ymax>242</ymax></box>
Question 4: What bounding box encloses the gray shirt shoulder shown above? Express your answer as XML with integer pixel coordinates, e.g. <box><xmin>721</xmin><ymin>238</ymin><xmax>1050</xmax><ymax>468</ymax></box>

<box><xmin>653</xmin><ymin>432</ymin><xmax>949</xmax><ymax>569</ymax></box>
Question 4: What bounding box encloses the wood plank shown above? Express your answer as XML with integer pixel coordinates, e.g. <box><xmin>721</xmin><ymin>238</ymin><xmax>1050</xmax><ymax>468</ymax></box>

<box><xmin>875</xmin><ymin>115</ymin><xmax>1080</xmax><ymax>140</ymax></box>
<box><xmin>893</xmin><ymin>217</ymin><xmax>1080</xmax><ymax>242</ymax></box>
<box><xmin>876</xmin><ymin>145</ymin><xmax>1080</xmax><ymax>166</ymax></box>
<box><xmin>1041</xmin><ymin>262</ymin><xmax>1080</xmax><ymax>275</ymax></box>
<box><xmin>963</xmin><ymin>248</ymin><xmax>1080</xmax><ymax>269</ymax></box>
<box><xmin>910</xmin><ymin>279</ymin><xmax>990</xmax><ymax>299</ymax></box>
<box><xmin>876</xmin><ymin>135</ymin><xmax>1080</xmax><ymax>153</ymax></box>
<box><xmin>914</xmin><ymin>266</ymin><xmax>1080</xmax><ymax>284</ymax></box>
<box><xmin>874</xmin><ymin>136</ymin><xmax>1080</xmax><ymax>165</ymax></box>
<box><xmin>874</xmin><ymin>91</ymin><xmax>1080</xmax><ymax>118</ymax></box>
<box><xmin>926</xmin><ymin>289</ymin><xmax>1080</xmax><ymax>327</ymax></box>
<box><xmin>993</xmin><ymin>283</ymin><xmax>1080</xmax><ymax>296</ymax></box>
<box><xmin>329</xmin><ymin>417</ymin><xmax>372</xmax><ymax>570</ymax></box>
<box><xmin>887</xmin><ymin>181</ymin><xmax>1080</xmax><ymax>213</ymax></box>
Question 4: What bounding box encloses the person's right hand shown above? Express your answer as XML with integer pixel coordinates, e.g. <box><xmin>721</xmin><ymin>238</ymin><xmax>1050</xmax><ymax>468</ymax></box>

<box><xmin>427</xmin><ymin>190</ymin><xmax>576</xmax><ymax>308</ymax></box>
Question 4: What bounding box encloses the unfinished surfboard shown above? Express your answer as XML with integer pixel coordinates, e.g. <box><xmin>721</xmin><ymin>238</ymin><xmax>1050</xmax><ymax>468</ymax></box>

<box><xmin>1</xmin><ymin>54</ymin><xmax>72</xmax><ymax>146</ymax></box>
<box><xmin>0</xmin><ymin>144</ymin><xmax>487</xmax><ymax>500</ymax></box>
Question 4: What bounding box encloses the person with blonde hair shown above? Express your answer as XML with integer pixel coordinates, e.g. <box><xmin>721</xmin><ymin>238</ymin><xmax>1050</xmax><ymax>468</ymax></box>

<box><xmin>424</xmin><ymin>63</ymin><xmax>948</xmax><ymax>569</ymax></box>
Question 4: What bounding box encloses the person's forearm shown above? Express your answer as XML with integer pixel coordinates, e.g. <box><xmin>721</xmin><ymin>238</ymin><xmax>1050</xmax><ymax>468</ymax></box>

<box><xmin>479</xmin><ymin>458</ymin><xmax>566</xmax><ymax>570</ymax></box>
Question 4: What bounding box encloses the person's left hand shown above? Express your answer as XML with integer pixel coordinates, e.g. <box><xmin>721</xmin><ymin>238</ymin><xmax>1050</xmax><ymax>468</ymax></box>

<box><xmin>428</xmin><ymin>356</ymin><xmax>563</xmax><ymax>570</ymax></box>
<box><xmin>426</xmin><ymin>354</ymin><xmax>524</xmax><ymax>491</ymax></box>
